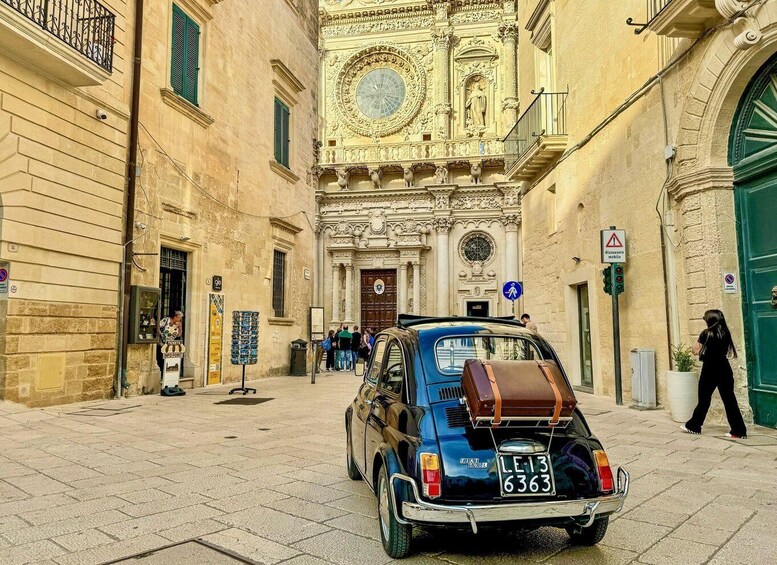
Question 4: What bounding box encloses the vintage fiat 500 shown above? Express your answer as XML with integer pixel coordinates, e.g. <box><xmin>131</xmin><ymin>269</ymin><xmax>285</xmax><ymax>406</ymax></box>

<box><xmin>345</xmin><ymin>315</ymin><xmax>629</xmax><ymax>558</ymax></box>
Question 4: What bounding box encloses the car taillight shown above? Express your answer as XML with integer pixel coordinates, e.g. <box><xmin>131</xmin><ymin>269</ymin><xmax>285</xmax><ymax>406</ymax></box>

<box><xmin>420</xmin><ymin>453</ymin><xmax>441</xmax><ymax>499</ymax></box>
<box><xmin>593</xmin><ymin>450</ymin><xmax>614</xmax><ymax>493</ymax></box>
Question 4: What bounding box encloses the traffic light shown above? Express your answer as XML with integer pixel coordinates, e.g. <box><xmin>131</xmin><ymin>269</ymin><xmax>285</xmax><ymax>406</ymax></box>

<box><xmin>603</xmin><ymin>266</ymin><xmax>612</xmax><ymax>295</ymax></box>
<box><xmin>614</xmin><ymin>264</ymin><xmax>625</xmax><ymax>295</ymax></box>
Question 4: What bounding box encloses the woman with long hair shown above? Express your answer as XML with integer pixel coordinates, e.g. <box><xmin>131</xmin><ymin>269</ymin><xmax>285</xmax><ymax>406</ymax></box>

<box><xmin>682</xmin><ymin>309</ymin><xmax>747</xmax><ymax>439</ymax></box>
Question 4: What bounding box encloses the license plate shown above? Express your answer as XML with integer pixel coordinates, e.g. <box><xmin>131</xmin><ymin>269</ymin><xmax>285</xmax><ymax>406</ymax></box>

<box><xmin>497</xmin><ymin>453</ymin><xmax>555</xmax><ymax>497</ymax></box>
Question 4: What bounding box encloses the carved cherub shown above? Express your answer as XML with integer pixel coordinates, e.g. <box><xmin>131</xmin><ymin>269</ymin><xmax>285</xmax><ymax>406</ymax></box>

<box><xmin>434</xmin><ymin>165</ymin><xmax>448</xmax><ymax>184</ymax></box>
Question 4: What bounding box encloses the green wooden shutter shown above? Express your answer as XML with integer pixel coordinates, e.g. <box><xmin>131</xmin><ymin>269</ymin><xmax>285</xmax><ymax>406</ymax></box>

<box><xmin>183</xmin><ymin>16</ymin><xmax>200</xmax><ymax>105</ymax></box>
<box><xmin>171</xmin><ymin>6</ymin><xmax>185</xmax><ymax>95</ymax></box>
<box><xmin>274</xmin><ymin>98</ymin><xmax>283</xmax><ymax>163</ymax></box>
<box><xmin>274</xmin><ymin>98</ymin><xmax>290</xmax><ymax>167</ymax></box>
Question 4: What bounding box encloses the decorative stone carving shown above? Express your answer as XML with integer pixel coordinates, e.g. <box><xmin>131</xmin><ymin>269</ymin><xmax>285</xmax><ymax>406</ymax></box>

<box><xmin>465</xmin><ymin>77</ymin><xmax>488</xmax><ymax>128</ymax></box>
<box><xmin>451</xmin><ymin>195</ymin><xmax>502</xmax><ymax>210</ymax></box>
<box><xmin>336</xmin><ymin>168</ymin><xmax>350</xmax><ymax>190</ymax></box>
<box><xmin>432</xmin><ymin>216</ymin><xmax>454</xmax><ymax>233</ymax></box>
<box><xmin>501</xmin><ymin>213</ymin><xmax>521</xmax><ymax>230</ymax></box>
<box><xmin>498</xmin><ymin>184</ymin><xmax>521</xmax><ymax>207</ymax></box>
<box><xmin>732</xmin><ymin>16</ymin><xmax>762</xmax><ymax>50</ymax></box>
<box><xmin>470</xmin><ymin>161</ymin><xmax>482</xmax><ymax>185</ymax></box>
<box><xmin>431</xmin><ymin>27</ymin><xmax>455</xmax><ymax>50</ymax></box>
<box><xmin>335</xmin><ymin>221</ymin><xmax>353</xmax><ymax>235</ymax></box>
<box><xmin>369</xmin><ymin>209</ymin><xmax>387</xmax><ymax>235</ymax></box>
<box><xmin>335</xmin><ymin>44</ymin><xmax>427</xmax><ymax>138</ymax></box>
<box><xmin>497</xmin><ymin>22</ymin><xmax>520</xmax><ymax>42</ymax></box>
<box><xmin>369</xmin><ymin>167</ymin><xmax>383</xmax><ymax>189</ymax></box>
<box><xmin>403</xmin><ymin>165</ymin><xmax>415</xmax><ymax>187</ymax></box>
<box><xmin>434</xmin><ymin>165</ymin><xmax>449</xmax><ymax>184</ymax></box>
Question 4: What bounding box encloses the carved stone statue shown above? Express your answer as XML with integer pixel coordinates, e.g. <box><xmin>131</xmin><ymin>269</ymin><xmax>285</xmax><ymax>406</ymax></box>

<box><xmin>403</xmin><ymin>166</ymin><xmax>414</xmax><ymax>187</ymax></box>
<box><xmin>336</xmin><ymin>168</ymin><xmax>350</xmax><ymax>191</ymax></box>
<box><xmin>369</xmin><ymin>167</ymin><xmax>383</xmax><ymax>189</ymax></box>
<box><xmin>434</xmin><ymin>165</ymin><xmax>448</xmax><ymax>184</ymax></box>
<box><xmin>470</xmin><ymin>161</ymin><xmax>482</xmax><ymax>184</ymax></box>
<box><xmin>465</xmin><ymin>79</ymin><xmax>488</xmax><ymax>127</ymax></box>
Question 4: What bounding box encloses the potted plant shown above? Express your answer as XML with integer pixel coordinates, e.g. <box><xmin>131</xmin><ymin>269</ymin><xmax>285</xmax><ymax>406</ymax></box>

<box><xmin>666</xmin><ymin>344</ymin><xmax>699</xmax><ymax>423</ymax></box>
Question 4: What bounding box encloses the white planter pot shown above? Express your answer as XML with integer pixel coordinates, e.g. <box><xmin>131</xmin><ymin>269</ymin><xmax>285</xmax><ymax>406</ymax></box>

<box><xmin>666</xmin><ymin>371</ymin><xmax>699</xmax><ymax>423</ymax></box>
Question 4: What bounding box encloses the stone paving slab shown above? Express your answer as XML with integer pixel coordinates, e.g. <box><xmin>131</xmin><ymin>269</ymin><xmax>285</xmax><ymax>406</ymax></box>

<box><xmin>1</xmin><ymin>375</ymin><xmax>776</xmax><ymax>564</ymax></box>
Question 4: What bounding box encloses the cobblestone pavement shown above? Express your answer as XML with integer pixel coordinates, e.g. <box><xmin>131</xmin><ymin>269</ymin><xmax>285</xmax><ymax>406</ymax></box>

<box><xmin>1</xmin><ymin>373</ymin><xmax>776</xmax><ymax>565</ymax></box>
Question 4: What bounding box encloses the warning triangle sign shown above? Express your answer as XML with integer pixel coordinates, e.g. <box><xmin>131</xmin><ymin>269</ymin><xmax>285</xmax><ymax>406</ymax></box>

<box><xmin>605</xmin><ymin>233</ymin><xmax>623</xmax><ymax>248</ymax></box>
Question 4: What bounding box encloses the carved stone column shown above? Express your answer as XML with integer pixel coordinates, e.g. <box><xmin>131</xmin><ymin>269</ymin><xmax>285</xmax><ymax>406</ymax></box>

<box><xmin>398</xmin><ymin>263</ymin><xmax>408</xmax><ymax>315</ymax></box>
<box><xmin>433</xmin><ymin>217</ymin><xmax>454</xmax><ymax>316</ymax></box>
<box><xmin>344</xmin><ymin>264</ymin><xmax>354</xmax><ymax>324</ymax></box>
<box><xmin>331</xmin><ymin>263</ymin><xmax>341</xmax><ymax>323</ymax></box>
<box><xmin>412</xmin><ymin>262</ymin><xmax>421</xmax><ymax>315</ymax></box>
<box><xmin>502</xmin><ymin>214</ymin><xmax>520</xmax><ymax>284</ymax></box>
<box><xmin>498</xmin><ymin>22</ymin><xmax>520</xmax><ymax>128</ymax></box>
<box><xmin>432</xmin><ymin>28</ymin><xmax>455</xmax><ymax>139</ymax></box>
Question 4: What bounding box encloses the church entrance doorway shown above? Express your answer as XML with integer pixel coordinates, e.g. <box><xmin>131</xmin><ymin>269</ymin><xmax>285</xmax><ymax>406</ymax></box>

<box><xmin>466</xmin><ymin>301</ymin><xmax>490</xmax><ymax>317</ymax></box>
<box><xmin>360</xmin><ymin>269</ymin><xmax>397</xmax><ymax>332</ymax></box>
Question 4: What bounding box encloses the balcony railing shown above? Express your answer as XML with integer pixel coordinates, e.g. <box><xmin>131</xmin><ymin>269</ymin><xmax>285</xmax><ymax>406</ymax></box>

<box><xmin>1</xmin><ymin>0</ymin><xmax>115</xmax><ymax>72</ymax></box>
<box><xmin>504</xmin><ymin>89</ymin><xmax>568</xmax><ymax>177</ymax></box>
<box><xmin>628</xmin><ymin>0</ymin><xmax>722</xmax><ymax>37</ymax></box>
<box><xmin>320</xmin><ymin>137</ymin><xmax>504</xmax><ymax>167</ymax></box>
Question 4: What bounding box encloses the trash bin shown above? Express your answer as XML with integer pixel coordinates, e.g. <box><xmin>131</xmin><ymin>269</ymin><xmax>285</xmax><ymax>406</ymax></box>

<box><xmin>290</xmin><ymin>339</ymin><xmax>308</xmax><ymax>376</ymax></box>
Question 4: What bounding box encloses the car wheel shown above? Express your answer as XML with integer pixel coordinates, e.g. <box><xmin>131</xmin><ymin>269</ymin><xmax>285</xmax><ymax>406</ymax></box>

<box><xmin>377</xmin><ymin>465</ymin><xmax>412</xmax><ymax>559</ymax></box>
<box><xmin>345</xmin><ymin>420</ymin><xmax>361</xmax><ymax>481</ymax></box>
<box><xmin>566</xmin><ymin>516</ymin><xmax>609</xmax><ymax>545</ymax></box>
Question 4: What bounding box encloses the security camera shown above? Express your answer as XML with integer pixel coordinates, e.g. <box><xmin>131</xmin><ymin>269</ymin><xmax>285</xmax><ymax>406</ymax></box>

<box><xmin>95</xmin><ymin>109</ymin><xmax>108</xmax><ymax>121</ymax></box>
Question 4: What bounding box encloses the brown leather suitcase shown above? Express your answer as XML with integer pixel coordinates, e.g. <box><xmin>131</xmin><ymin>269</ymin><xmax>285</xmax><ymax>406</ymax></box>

<box><xmin>461</xmin><ymin>359</ymin><xmax>577</xmax><ymax>427</ymax></box>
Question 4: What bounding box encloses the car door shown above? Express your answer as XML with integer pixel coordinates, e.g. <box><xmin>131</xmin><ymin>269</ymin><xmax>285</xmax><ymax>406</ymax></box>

<box><xmin>353</xmin><ymin>337</ymin><xmax>387</xmax><ymax>475</ymax></box>
<box><xmin>365</xmin><ymin>339</ymin><xmax>406</xmax><ymax>486</ymax></box>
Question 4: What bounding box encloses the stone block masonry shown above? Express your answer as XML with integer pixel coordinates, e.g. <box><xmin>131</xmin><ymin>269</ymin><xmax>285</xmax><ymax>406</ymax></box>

<box><xmin>0</xmin><ymin>299</ymin><xmax>117</xmax><ymax>407</ymax></box>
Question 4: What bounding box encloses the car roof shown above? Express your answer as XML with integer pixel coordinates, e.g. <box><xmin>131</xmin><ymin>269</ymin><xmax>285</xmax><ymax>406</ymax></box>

<box><xmin>383</xmin><ymin>316</ymin><xmax>541</xmax><ymax>342</ymax></box>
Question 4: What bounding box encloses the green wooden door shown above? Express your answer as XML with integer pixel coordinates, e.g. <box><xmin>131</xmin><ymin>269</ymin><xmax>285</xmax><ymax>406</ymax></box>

<box><xmin>736</xmin><ymin>174</ymin><xmax>777</xmax><ymax>428</ymax></box>
<box><xmin>730</xmin><ymin>56</ymin><xmax>777</xmax><ymax>428</ymax></box>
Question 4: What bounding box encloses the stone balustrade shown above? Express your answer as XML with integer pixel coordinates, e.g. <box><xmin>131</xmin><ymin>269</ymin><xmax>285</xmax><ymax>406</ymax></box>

<box><xmin>320</xmin><ymin>137</ymin><xmax>505</xmax><ymax>167</ymax></box>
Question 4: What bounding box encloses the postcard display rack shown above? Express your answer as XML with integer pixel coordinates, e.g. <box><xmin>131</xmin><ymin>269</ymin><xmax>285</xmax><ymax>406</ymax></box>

<box><xmin>230</xmin><ymin>311</ymin><xmax>258</xmax><ymax>394</ymax></box>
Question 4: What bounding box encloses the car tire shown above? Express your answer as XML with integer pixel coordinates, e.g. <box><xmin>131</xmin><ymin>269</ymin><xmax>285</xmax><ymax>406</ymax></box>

<box><xmin>377</xmin><ymin>465</ymin><xmax>412</xmax><ymax>559</ymax></box>
<box><xmin>345</xmin><ymin>421</ymin><xmax>361</xmax><ymax>481</ymax></box>
<box><xmin>566</xmin><ymin>516</ymin><xmax>609</xmax><ymax>545</ymax></box>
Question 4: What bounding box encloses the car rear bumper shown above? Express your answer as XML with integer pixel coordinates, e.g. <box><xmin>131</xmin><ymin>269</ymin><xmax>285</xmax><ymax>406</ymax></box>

<box><xmin>390</xmin><ymin>467</ymin><xmax>629</xmax><ymax>534</ymax></box>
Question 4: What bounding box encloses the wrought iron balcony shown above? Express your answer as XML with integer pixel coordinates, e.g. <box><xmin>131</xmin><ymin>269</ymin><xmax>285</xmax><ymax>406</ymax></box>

<box><xmin>1</xmin><ymin>0</ymin><xmax>115</xmax><ymax>72</ymax></box>
<box><xmin>628</xmin><ymin>0</ymin><xmax>722</xmax><ymax>37</ymax></box>
<box><xmin>504</xmin><ymin>89</ymin><xmax>568</xmax><ymax>181</ymax></box>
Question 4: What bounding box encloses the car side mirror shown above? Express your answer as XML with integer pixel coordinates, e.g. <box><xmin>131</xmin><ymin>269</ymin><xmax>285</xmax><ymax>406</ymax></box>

<box><xmin>355</xmin><ymin>359</ymin><xmax>365</xmax><ymax>378</ymax></box>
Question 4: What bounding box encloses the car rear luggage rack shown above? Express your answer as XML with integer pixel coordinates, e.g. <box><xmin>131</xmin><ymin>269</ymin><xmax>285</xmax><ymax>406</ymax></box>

<box><xmin>459</xmin><ymin>397</ymin><xmax>573</xmax><ymax>430</ymax></box>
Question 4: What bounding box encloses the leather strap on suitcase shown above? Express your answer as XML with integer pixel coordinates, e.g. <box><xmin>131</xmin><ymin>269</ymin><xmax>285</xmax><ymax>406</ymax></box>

<box><xmin>482</xmin><ymin>361</ymin><xmax>502</xmax><ymax>426</ymax></box>
<box><xmin>537</xmin><ymin>361</ymin><xmax>563</xmax><ymax>426</ymax></box>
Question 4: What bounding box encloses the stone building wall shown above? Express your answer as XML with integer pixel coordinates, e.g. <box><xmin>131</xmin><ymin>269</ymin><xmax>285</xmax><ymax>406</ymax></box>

<box><xmin>0</xmin><ymin>0</ymin><xmax>131</xmax><ymax>406</ymax></box>
<box><xmin>513</xmin><ymin>0</ymin><xmax>776</xmax><ymax>422</ymax></box>
<box><xmin>124</xmin><ymin>0</ymin><xmax>319</xmax><ymax>393</ymax></box>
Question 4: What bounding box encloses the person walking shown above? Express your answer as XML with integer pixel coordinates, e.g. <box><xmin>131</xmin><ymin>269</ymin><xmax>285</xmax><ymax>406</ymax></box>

<box><xmin>351</xmin><ymin>326</ymin><xmax>361</xmax><ymax>371</ymax></box>
<box><xmin>682</xmin><ymin>309</ymin><xmax>747</xmax><ymax>439</ymax></box>
<box><xmin>324</xmin><ymin>330</ymin><xmax>336</xmax><ymax>372</ymax></box>
<box><xmin>520</xmin><ymin>313</ymin><xmax>537</xmax><ymax>332</ymax></box>
<box><xmin>337</xmin><ymin>325</ymin><xmax>353</xmax><ymax>371</ymax></box>
<box><xmin>358</xmin><ymin>330</ymin><xmax>372</xmax><ymax>361</ymax></box>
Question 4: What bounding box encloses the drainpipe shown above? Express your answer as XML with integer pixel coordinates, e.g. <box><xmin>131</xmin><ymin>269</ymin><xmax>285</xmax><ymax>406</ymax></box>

<box><xmin>657</xmin><ymin>76</ymin><xmax>681</xmax><ymax>367</ymax></box>
<box><xmin>116</xmin><ymin>0</ymin><xmax>145</xmax><ymax>398</ymax></box>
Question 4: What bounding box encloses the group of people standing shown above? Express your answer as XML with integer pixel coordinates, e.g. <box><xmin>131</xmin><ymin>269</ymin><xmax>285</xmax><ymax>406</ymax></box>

<box><xmin>317</xmin><ymin>324</ymin><xmax>376</xmax><ymax>373</ymax></box>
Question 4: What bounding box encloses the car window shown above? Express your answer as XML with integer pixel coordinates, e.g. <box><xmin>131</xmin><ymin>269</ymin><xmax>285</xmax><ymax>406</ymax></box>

<box><xmin>366</xmin><ymin>338</ymin><xmax>387</xmax><ymax>383</ymax></box>
<box><xmin>434</xmin><ymin>335</ymin><xmax>544</xmax><ymax>375</ymax></box>
<box><xmin>379</xmin><ymin>342</ymin><xmax>404</xmax><ymax>397</ymax></box>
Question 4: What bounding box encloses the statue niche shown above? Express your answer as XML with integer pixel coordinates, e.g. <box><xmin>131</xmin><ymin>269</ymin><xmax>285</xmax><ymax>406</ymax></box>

<box><xmin>464</xmin><ymin>76</ymin><xmax>489</xmax><ymax>136</ymax></box>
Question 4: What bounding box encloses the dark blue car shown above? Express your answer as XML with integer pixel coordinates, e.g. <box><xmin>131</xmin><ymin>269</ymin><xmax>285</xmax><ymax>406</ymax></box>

<box><xmin>345</xmin><ymin>315</ymin><xmax>629</xmax><ymax>558</ymax></box>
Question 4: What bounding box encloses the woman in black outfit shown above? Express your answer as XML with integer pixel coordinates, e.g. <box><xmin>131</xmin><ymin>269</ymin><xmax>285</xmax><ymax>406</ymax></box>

<box><xmin>682</xmin><ymin>309</ymin><xmax>747</xmax><ymax>439</ymax></box>
<box><xmin>325</xmin><ymin>330</ymin><xmax>336</xmax><ymax>372</ymax></box>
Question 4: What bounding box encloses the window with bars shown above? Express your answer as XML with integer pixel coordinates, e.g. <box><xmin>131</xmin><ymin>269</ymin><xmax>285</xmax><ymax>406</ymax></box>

<box><xmin>274</xmin><ymin>97</ymin><xmax>290</xmax><ymax>168</ymax></box>
<box><xmin>272</xmin><ymin>250</ymin><xmax>286</xmax><ymax>317</ymax></box>
<box><xmin>171</xmin><ymin>5</ymin><xmax>200</xmax><ymax>105</ymax></box>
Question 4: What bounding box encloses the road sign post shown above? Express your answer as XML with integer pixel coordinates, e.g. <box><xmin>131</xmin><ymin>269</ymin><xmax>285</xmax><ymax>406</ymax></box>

<box><xmin>502</xmin><ymin>281</ymin><xmax>523</xmax><ymax>316</ymax></box>
<box><xmin>601</xmin><ymin>226</ymin><xmax>625</xmax><ymax>406</ymax></box>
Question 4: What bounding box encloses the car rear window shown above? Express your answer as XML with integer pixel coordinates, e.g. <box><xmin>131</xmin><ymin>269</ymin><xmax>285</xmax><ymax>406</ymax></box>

<box><xmin>435</xmin><ymin>335</ymin><xmax>545</xmax><ymax>375</ymax></box>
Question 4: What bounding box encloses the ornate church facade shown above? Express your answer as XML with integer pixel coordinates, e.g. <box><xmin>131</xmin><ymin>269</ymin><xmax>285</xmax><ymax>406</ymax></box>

<box><xmin>316</xmin><ymin>0</ymin><xmax>523</xmax><ymax>329</ymax></box>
